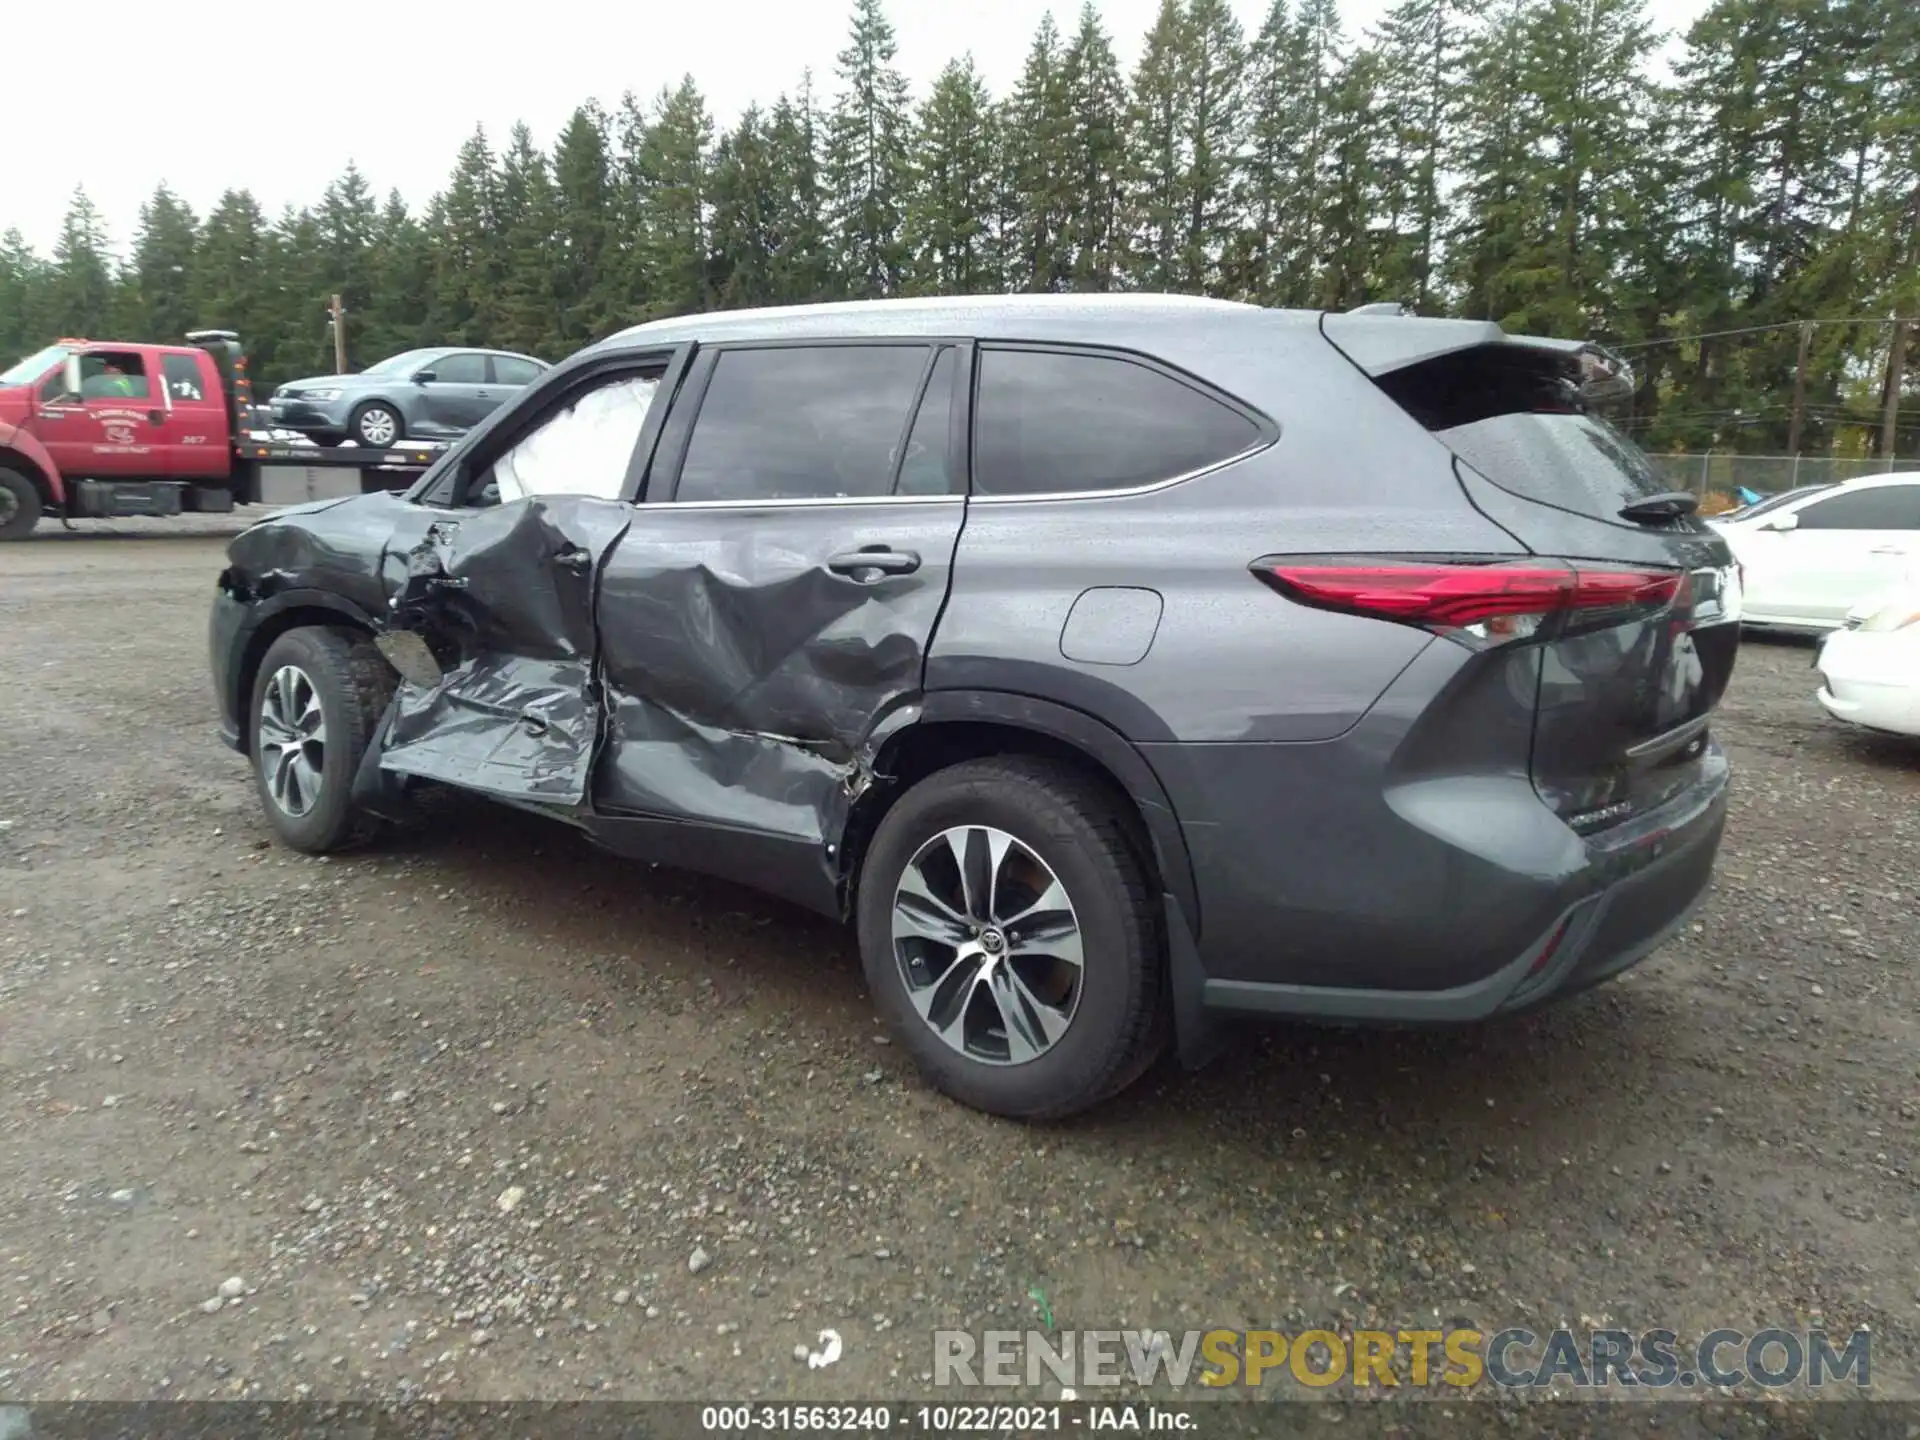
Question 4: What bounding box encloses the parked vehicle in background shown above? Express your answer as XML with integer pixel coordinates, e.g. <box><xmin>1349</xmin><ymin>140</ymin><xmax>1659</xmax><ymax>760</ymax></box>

<box><xmin>1814</xmin><ymin>574</ymin><xmax>1920</xmax><ymax>738</ymax></box>
<box><xmin>208</xmin><ymin>295</ymin><xmax>1739</xmax><ymax>1119</ymax></box>
<box><xmin>0</xmin><ymin>332</ymin><xmax>443</xmax><ymax>539</ymax></box>
<box><xmin>270</xmin><ymin>347</ymin><xmax>549</xmax><ymax>448</ymax></box>
<box><xmin>1710</xmin><ymin>472</ymin><xmax>1920</xmax><ymax>630</ymax></box>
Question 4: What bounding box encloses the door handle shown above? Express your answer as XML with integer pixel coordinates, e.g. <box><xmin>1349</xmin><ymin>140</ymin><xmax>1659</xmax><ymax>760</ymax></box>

<box><xmin>553</xmin><ymin>547</ymin><xmax>592</xmax><ymax>574</ymax></box>
<box><xmin>826</xmin><ymin>547</ymin><xmax>921</xmax><ymax>580</ymax></box>
<box><xmin>148</xmin><ymin>410</ymin><xmax>166</xmax><ymax>425</ymax></box>
<box><xmin>1870</xmin><ymin>545</ymin><xmax>1907</xmax><ymax>555</ymax></box>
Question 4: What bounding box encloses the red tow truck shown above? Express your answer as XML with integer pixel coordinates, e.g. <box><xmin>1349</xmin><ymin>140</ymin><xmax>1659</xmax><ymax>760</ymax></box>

<box><xmin>0</xmin><ymin>332</ymin><xmax>443</xmax><ymax>539</ymax></box>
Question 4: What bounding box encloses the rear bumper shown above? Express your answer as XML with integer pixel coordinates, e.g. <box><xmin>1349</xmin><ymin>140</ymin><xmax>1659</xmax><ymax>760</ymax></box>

<box><xmin>1147</xmin><ymin>732</ymin><xmax>1730</xmax><ymax>1026</ymax></box>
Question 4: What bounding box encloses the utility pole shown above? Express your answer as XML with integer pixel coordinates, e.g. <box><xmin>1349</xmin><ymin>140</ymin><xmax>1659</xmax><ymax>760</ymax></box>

<box><xmin>1881</xmin><ymin>317</ymin><xmax>1909</xmax><ymax>462</ymax></box>
<box><xmin>1786</xmin><ymin>319</ymin><xmax>1815</xmax><ymax>455</ymax></box>
<box><xmin>329</xmin><ymin>294</ymin><xmax>348</xmax><ymax>374</ymax></box>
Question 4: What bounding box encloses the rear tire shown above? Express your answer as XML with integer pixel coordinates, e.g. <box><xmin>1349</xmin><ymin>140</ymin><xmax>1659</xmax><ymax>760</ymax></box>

<box><xmin>349</xmin><ymin>402</ymin><xmax>403</xmax><ymax>449</ymax></box>
<box><xmin>0</xmin><ymin>467</ymin><xmax>43</xmax><ymax>540</ymax></box>
<box><xmin>855</xmin><ymin>756</ymin><xmax>1166</xmax><ymax>1120</ymax></box>
<box><xmin>248</xmin><ymin>626</ymin><xmax>394</xmax><ymax>853</ymax></box>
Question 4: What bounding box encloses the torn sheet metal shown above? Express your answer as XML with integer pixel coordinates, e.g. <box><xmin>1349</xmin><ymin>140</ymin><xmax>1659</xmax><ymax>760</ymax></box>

<box><xmin>599</xmin><ymin>694</ymin><xmax>862</xmax><ymax>846</ymax></box>
<box><xmin>374</xmin><ymin>495</ymin><xmax>630</xmax><ymax>808</ymax></box>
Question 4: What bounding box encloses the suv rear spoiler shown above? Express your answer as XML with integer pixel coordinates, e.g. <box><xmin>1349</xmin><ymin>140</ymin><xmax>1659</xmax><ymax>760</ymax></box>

<box><xmin>1321</xmin><ymin>312</ymin><xmax>1635</xmax><ymax>406</ymax></box>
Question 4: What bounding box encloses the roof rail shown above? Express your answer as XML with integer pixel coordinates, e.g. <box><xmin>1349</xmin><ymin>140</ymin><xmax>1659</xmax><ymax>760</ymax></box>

<box><xmin>1345</xmin><ymin>302</ymin><xmax>1406</xmax><ymax>317</ymax></box>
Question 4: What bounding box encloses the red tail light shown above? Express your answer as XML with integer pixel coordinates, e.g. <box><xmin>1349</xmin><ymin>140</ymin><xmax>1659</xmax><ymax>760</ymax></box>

<box><xmin>1255</xmin><ymin>559</ymin><xmax>1682</xmax><ymax>644</ymax></box>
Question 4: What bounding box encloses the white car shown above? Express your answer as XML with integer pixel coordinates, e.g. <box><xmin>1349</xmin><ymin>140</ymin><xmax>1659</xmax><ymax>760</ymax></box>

<box><xmin>1814</xmin><ymin>577</ymin><xmax>1920</xmax><ymax>737</ymax></box>
<box><xmin>1710</xmin><ymin>472</ymin><xmax>1920</xmax><ymax>631</ymax></box>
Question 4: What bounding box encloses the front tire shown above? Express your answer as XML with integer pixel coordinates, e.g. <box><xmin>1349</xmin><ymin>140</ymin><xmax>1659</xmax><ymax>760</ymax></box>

<box><xmin>349</xmin><ymin>402</ymin><xmax>403</xmax><ymax>449</ymax></box>
<box><xmin>248</xmin><ymin>626</ymin><xmax>394</xmax><ymax>853</ymax></box>
<box><xmin>0</xmin><ymin>466</ymin><xmax>43</xmax><ymax>540</ymax></box>
<box><xmin>856</xmin><ymin>756</ymin><xmax>1165</xmax><ymax>1120</ymax></box>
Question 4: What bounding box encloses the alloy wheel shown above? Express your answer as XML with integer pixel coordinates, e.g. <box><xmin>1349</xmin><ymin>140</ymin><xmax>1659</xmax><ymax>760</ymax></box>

<box><xmin>891</xmin><ymin>825</ymin><xmax>1084</xmax><ymax>1065</ymax></box>
<box><xmin>258</xmin><ymin>665</ymin><xmax>326</xmax><ymax>817</ymax></box>
<box><xmin>358</xmin><ymin>408</ymin><xmax>398</xmax><ymax>447</ymax></box>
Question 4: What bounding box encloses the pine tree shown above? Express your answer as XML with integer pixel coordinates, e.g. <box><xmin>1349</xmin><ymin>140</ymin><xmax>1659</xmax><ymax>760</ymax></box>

<box><xmin>1003</xmin><ymin>13</ymin><xmax>1074</xmax><ymax>292</ymax></box>
<box><xmin>1233</xmin><ymin>0</ymin><xmax>1314</xmax><ymax>304</ymax></box>
<box><xmin>0</xmin><ymin>229</ymin><xmax>49</xmax><ymax>360</ymax></box>
<box><xmin>764</xmin><ymin>78</ymin><xmax>838</xmax><ymax>303</ymax></box>
<box><xmin>1510</xmin><ymin>0</ymin><xmax>1661</xmax><ymax>337</ymax></box>
<box><xmin>1368</xmin><ymin>0</ymin><xmax>1478</xmax><ymax>309</ymax></box>
<box><xmin>190</xmin><ymin>190</ymin><xmax>273</xmax><ymax>363</ymax></box>
<box><xmin>1126</xmin><ymin>0</ymin><xmax>1190</xmax><ymax>289</ymax></box>
<box><xmin>494</xmin><ymin>125</ymin><xmax>559</xmax><ymax>357</ymax></box>
<box><xmin>1448</xmin><ymin>0</ymin><xmax>1537</xmax><ymax>323</ymax></box>
<box><xmin>1125</xmin><ymin>0</ymin><xmax>1249</xmax><ymax>294</ymax></box>
<box><xmin>1059</xmin><ymin>4</ymin><xmax>1130</xmax><ymax>290</ymax></box>
<box><xmin>631</xmin><ymin>78</ymin><xmax>715</xmax><ymax>322</ymax></box>
<box><xmin>904</xmin><ymin>57</ymin><xmax>1000</xmax><ymax>294</ymax></box>
<box><xmin>551</xmin><ymin>105</ymin><xmax>617</xmax><ymax>345</ymax></box>
<box><xmin>365</xmin><ymin>191</ymin><xmax>433</xmax><ymax>361</ymax></box>
<box><xmin>44</xmin><ymin>189</ymin><xmax>116</xmax><ymax>340</ymax></box>
<box><xmin>1181</xmin><ymin>0</ymin><xmax>1249</xmax><ymax>293</ymax></box>
<box><xmin>427</xmin><ymin>127</ymin><xmax>506</xmax><ymax>348</ymax></box>
<box><xmin>709</xmin><ymin>107</ymin><xmax>780</xmax><ymax>308</ymax></box>
<box><xmin>1314</xmin><ymin>47</ymin><xmax>1389</xmax><ymax>307</ymax></box>
<box><xmin>267</xmin><ymin>206</ymin><xmax>332</xmax><ymax>384</ymax></box>
<box><xmin>317</xmin><ymin>163</ymin><xmax>380</xmax><ymax>366</ymax></box>
<box><xmin>126</xmin><ymin>184</ymin><xmax>200</xmax><ymax>342</ymax></box>
<box><xmin>825</xmin><ymin>0</ymin><xmax>913</xmax><ymax>296</ymax></box>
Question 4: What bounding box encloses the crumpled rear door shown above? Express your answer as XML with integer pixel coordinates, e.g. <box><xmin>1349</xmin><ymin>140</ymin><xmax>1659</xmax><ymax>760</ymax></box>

<box><xmin>376</xmin><ymin>495</ymin><xmax>631</xmax><ymax>806</ymax></box>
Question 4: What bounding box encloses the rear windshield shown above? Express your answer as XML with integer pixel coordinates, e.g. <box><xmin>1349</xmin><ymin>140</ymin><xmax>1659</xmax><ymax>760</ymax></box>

<box><xmin>1375</xmin><ymin>345</ymin><xmax>1668</xmax><ymax>522</ymax></box>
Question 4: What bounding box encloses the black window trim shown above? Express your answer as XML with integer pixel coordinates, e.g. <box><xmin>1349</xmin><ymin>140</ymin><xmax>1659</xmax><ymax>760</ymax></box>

<box><xmin>409</xmin><ymin>343</ymin><xmax>692</xmax><ymax>509</ymax></box>
<box><xmin>967</xmin><ymin>340</ymin><xmax>1279</xmax><ymax>505</ymax></box>
<box><xmin>645</xmin><ymin>335</ymin><xmax>975</xmax><ymax>508</ymax></box>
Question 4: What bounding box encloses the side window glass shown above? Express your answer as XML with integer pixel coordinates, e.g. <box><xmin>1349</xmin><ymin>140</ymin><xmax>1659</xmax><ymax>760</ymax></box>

<box><xmin>161</xmin><ymin>354</ymin><xmax>207</xmax><ymax>401</ymax></box>
<box><xmin>675</xmin><ymin>345</ymin><xmax>932</xmax><ymax>503</ymax></box>
<box><xmin>973</xmin><ymin>347</ymin><xmax>1262</xmax><ymax>496</ymax></box>
<box><xmin>79</xmin><ymin>351</ymin><xmax>151</xmax><ymax>401</ymax></box>
<box><xmin>1795</xmin><ymin>487</ymin><xmax>1920</xmax><ymax>531</ymax></box>
<box><xmin>492</xmin><ymin>356</ymin><xmax>543</xmax><ymax>386</ymax></box>
<box><xmin>895</xmin><ymin>348</ymin><xmax>957</xmax><ymax>496</ymax></box>
<box><xmin>434</xmin><ymin>353</ymin><xmax>487</xmax><ymax>384</ymax></box>
<box><xmin>481</xmin><ymin>372</ymin><xmax>661</xmax><ymax>505</ymax></box>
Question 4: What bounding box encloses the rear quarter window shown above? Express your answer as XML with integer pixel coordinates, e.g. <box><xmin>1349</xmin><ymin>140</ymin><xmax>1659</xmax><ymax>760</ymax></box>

<box><xmin>972</xmin><ymin>347</ymin><xmax>1265</xmax><ymax>497</ymax></box>
<box><xmin>1376</xmin><ymin>346</ymin><xmax>1667</xmax><ymax>522</ymax></box>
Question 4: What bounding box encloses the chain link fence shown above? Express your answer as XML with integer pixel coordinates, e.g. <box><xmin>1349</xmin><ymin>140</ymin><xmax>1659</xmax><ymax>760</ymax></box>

<box><xmin>1647</xmin><ymin>454</ymin><xmax>1914</xmax><ymax>513</ymax></box>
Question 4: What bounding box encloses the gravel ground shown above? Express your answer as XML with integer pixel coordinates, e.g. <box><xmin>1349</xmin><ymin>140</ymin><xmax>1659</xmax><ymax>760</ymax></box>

<box><xmin>1</xmin><ymin>523</ymin><xmax>1916</xmax><ymax>1406</ymax></box>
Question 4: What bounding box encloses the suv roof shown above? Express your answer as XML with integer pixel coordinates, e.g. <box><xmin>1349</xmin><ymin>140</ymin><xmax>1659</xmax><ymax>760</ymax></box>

<box><xmin>594</xmin><ymin>296</ymin><xmax>1607</xmax><ymax>393</ymax></box>
<box><xmin>597</xmin><ymin>293</ymin><xmax>1313</xmax><ymax>353</ymax></box>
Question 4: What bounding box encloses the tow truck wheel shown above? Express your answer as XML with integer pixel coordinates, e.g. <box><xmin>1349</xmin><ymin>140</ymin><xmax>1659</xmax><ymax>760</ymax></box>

<box><xmin>349</xmin><ymin>403</ymin><xmax>403</xmax><ymax>449</ymax></box>
<box><xmin>0</xmin><ymin>466</ymin><xmax>43</xmax><ymax>540</ymax></box>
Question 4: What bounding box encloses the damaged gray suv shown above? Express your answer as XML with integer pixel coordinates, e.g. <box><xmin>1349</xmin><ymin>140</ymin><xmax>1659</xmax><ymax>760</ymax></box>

<box><xmin>210</xmin><ymin>294</ymin><xmax>1740</xmax><ymax>1119</ymax></box>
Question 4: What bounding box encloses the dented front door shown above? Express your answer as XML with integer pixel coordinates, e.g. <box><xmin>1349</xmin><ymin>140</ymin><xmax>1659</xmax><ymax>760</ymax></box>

<box><xmin>376</xmin><ymin>496</ymin><xmax>631</xmax><ymax>805</ymax></box>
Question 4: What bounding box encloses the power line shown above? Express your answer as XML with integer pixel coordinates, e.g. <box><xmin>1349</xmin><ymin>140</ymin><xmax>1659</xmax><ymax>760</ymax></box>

<box><xmin>1610</xmin><ymin>318</ymin><xmax>1904</xmax><ymax>351</ymax></box>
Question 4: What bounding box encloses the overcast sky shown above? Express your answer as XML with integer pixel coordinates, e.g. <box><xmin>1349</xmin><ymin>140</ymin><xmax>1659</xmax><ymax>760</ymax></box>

<box><xmin>9</xmin><ymin>0</ymin><xmax>1710</xmax><ymax>260</ymax></box>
